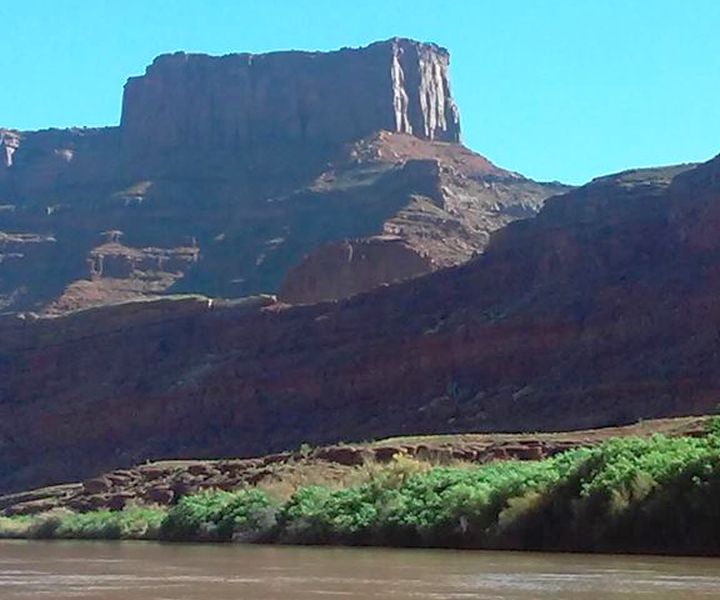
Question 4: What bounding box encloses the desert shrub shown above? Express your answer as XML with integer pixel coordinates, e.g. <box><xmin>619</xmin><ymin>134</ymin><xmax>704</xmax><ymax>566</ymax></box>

<box><xmin>53</xmin><ymin>506</ymin><xmax>165</xmax><ymax>540</ymax></box>
<box><xmin>375</xmin><ymin>448</ymin><xmax>591</xmax><ymax>547</ymax></box>
<box><xmin>56</xmin><ymin>510</ymin><xmax>123</xmax><ymax>539</ymax></box>
<box><xmin>504</xmin><ymin>433</ymin><xmax>720</xmax><ymax>552</ymax></box>
<box><xmin>278</xmin><ymin>449</ymin><xmax>592</xmax><ymax>547</ymax></box>
<box><xmin>277</xmin><ymin>485</ymin><xmax>332</xmax><ymax>542</ymax></box>
<box><xmin>160</xmin><ymin>489</ymin><xmax>275</xmax><ymax>542</ymax></box>
<box><xmin>279</xmin><ymin>485</ymin><xmax>378</xmax><ymax>543</ymax></box>
<box><xmin>321</xmin><ymin>486</ymin><xmax>379</xmax><ymax>539</ymax></box>
<box><xmin>0</xmin><ymin>516</ymin><xmax>31</xmax><ymax>538</ymax></box>
<box><xmin>706</xmin><ymin>415</ymin><xmax>720</xmax><ymax>436</ymax></box>
<box><xmin>161</xmin><ymin>490</ymin><xmax>237</xmax><ymax>541</ymax></box>
<box><xmin>216</xmin><ymin>489</ymin><xmax>277</xmax><ymax>542</ymax></box>
<box><xmin>26</xmin><ymin>509</ymin><xmax>75</xmax><ymax>539</ymax></box>
<box><xmin>364</xmin><ymin>452</ymin><xmax>432</xmax><ymax>490</ymax></box>
<box><xmin>297</xmin><ymin>442</ymin><xmax>314</xmax><ymax>458</ymax></box>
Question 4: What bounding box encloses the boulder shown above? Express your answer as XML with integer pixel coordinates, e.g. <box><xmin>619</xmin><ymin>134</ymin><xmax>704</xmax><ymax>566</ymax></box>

<box><xmin>313</xmin><ymin>446</ymin><xmax>368</xmax><ymax>466</ymax></box>
<box><xmin>82</xmin><ymin>477</ymin><xmax>111</xmax><ymax>495</ymax></box>
<box><xmin>142</xmin><ymin>486</ymin><xmax>174</xmax><ymax>505</ymax></box>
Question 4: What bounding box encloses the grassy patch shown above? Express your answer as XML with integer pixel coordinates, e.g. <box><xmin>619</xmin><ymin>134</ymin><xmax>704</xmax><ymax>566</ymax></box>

<box><xmin>1</xmin><ymin>507</ymin><xmax>167</xmax><ymax>541</ymax></box>
<box><xmin>54</xmin><ymin>506</ymin><xmax>165</xmax><ymax>540</ymax></box>
<box><xmin>0</xmin><ymin>515</ymin><xmax>32</xmax><ymax>538</ymax></box>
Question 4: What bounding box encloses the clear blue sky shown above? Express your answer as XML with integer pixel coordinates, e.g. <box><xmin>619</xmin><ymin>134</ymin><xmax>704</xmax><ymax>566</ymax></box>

<box><xmin>1</xmin><ymin>0</ymin><xmax>719</xmax><ymax>184</ymax></box>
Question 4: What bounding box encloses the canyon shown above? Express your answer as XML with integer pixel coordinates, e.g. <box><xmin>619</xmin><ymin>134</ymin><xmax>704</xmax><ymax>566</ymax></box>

<box><xmin>1</xmin><ymin>153</ymin><xmax>719</xmax><ymax>493</ymax></box>
<box><xmin>0</xmin><ymin>38</ymin><xmax>718</xmax><ymax>496</ymax></box>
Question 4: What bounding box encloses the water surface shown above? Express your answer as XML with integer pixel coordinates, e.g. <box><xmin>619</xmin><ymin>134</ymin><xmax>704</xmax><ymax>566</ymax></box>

<box><xmin>1</xmin><ymin>540</ymin><xmax>719</xmax><ymax>599</ymax></box>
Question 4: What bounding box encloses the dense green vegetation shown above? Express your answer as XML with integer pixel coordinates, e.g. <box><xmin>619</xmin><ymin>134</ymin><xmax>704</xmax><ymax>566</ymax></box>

<box><xmin>160</xmin><ymin>488</ymin><xmax>277</xmax><ymax>541</ymax></box>
<box><xmin>3</xmin><ymin>424</ymin><xmax>720</xmax><ymax>554</ymax></box>
<box><xmin>0</xmin><ymin>506</ymin><xmax>165</xmax><ymax>540</ymax></box>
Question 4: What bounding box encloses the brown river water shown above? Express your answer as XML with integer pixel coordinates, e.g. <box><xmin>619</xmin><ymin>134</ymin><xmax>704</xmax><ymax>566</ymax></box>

<box><xmin>1</xmin><ymin>540</ymin><xmax>719</xmax><ymax>599</ymax></box>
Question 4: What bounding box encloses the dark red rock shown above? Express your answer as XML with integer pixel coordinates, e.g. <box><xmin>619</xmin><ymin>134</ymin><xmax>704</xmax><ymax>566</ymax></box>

<box><xmin>187</xmin><ymin>464</ymin><xmax>214</xmax><ymax>477</ymax></box>
<box><xmin>121</xmin><ymin>39</ymin><xmax>460</xmax><ymax>156</ymax></box>
<box><xmin>82</xmin><ymin>478</ymin><xmax>111</xmax><ymax>495</ymax></box>
<box><xmin>260</xmin><ymin>453</ymin><xmax>292</xmax><ymax>466</ymax></box>
<box><xmin>142</xmin><ymin>486</ymin><xmax>174</xmax><ymax>505</ymax></box>
<box><xmin>313</xmin><ymin>446</ymin><xmax>368</xmax><ymax>466</ymax></box>
<box><xmin>105</xmin><ymin>471</ymin><xmax>136</xmax><ymax>486</ymax></box>
<box><xmin>279</xmin><ymin>237</ymin><xmax>434</xmax><ymax>305</ymax></box>
<box><xmin>68</xmin><ymin>494</ymin><xmax>109</xmax><ymax>512</ymax></box>
<box><xmin>499</xmin><ymin>444</ymin><xmax>545</xmax><ymax>461</ymax></box>
<box><xmin>450</xmin><ymin>449</ymin><xmax>477</xmax><ymax>461</ymax></box>
<box><xmin>136</xmin><ymin>467</ymin><xmax>168</xmax><ymax>481</ymax></box>
<box><xmin>4</xmin><ymin>499</ymin><xmax>58</xmax><ymax>516</ymax></box>
<box><xmin>107</xmin><ymin>492</ymin><xmax>134</xmax><ymax>510</ymax></box>
<box><xmin>372</xmin><ymin>447</ymin><xmax>405</xmax><ymax>463</ymax></box>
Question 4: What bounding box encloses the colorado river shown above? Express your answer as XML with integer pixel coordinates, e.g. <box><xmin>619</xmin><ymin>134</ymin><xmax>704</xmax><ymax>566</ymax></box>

<box><xmin>1</xmin><ymin>540</ymin><xmax>719</xmax><ymax>599</ymax></box>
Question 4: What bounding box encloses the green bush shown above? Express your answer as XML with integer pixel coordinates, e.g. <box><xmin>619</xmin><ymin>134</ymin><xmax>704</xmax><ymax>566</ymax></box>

<box><xmin>0</xmin><ymin>515</ymin><xmax>31</xmax><ymax>538</ymax></box>
<box><xmin>57</xmin><ymin>510</ymin><xmax>123</xmax><ymax>539</ymax></box>
<box><xmin>160</xmin><ymin>489</ymin><xmax>276</xmax><ymax>542</ymax></box>
<box><xmin>26</xmin><ymin>509</ymin><xmax>74</xmax><ymax>539</ymax></box>
<box><xmin>216</xmin><ymin>489</ymin><xmax>277</xmax><ymax>541</ymax></box>
<box><xmin>160</xmin><ymin>490</ymin><xmax>237</xmax><ymax>541</ymax></box>
<box><xmin>502</xmin><ymin>433</ymin><xmax>720</xmax><ymax>552</ymax></box>
<box><xmin>274</xmin><ymin>437</ymin><xmax>720</xmax><ymax>552</ymax></box>
<box><xmin>54</xmin><ymin>506</ymin><xmax>165</xmax><ymax>540</ymax></box>
<box><xmin>277</xmin><ymin>448</ymin><xmax>592</xmax><ymax>546</ymax></box>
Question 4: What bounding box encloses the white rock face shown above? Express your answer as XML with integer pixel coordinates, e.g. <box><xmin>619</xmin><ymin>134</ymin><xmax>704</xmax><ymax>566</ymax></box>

<box><xmin>0</xmin><ymin>130</ymin><xmax>20</xmax><ymax>168</ymax></box>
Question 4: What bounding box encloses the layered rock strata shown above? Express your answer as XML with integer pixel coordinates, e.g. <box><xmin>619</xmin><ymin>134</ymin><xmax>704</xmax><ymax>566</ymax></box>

<box><xmin>0</xmin><ymin>40</ymin><xmax>561</xmax><ymax>313</ymax></box>
<box><xmin>120</xmin><ymin>38</ymin><xmax>461</xmax><ymax>157</ymax></box>
<box><xmin>0</xmin><ymin>156</ymin><xmax>718</xmax><ymax>493</ymax></box>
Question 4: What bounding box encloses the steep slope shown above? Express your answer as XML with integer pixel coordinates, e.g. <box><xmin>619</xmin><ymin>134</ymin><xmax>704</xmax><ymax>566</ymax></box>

<box><xmin>0</xmin><ymin>155</ymin><xmax>718</xmax><ymax>494</ymax></box>
<box><xmin>273</xmin><ymin>132</ymin><xmax>565</xmax><ymax>304</ymax></box>
<box><xmin>0</xmin><ymin>39</ymin><xmax>563</xmax><ymax>314</ymax></box>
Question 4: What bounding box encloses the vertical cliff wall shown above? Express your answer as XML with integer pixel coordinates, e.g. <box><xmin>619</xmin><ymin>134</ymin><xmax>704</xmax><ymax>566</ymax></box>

<box><xmin>120</xmin><ymin>38</ymin><xmax>461</xmax><ymax>156</ymax></box>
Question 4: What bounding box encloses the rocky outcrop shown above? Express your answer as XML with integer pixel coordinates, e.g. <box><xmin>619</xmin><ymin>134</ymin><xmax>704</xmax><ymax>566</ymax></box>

<box><xmin>0</xmin><ymin>130</ymin><xmax>562</xmax><ymax>313</ymax></box>
<box><xmin>120</xmin><ymin>38</ymin><xmax>460</xmax><ymax>160</ymax></box>
<box><xmin>274</xmin><ymin>137</ymin><xmax>566</xmax><ymax>304</ymax></box>
<box><xmin>0</xmin><ymin>127</ymin><xmax>120</xmax><ymax>198</ymax></box>
<box><xmin>0</xmin><ymin>130</ymin><xmax>20</xmax><ymax>170</ymax></box>
<box><xmin>42</xmin><ymin>240</ymin><xmax>200</xmax><ymax>314</ymax></box>
<box><xmin>279</xmin><ymin>236</ymin><xmax>433</xmax><ymax>304</ymax></box>
<box><xmin>0</xmin><ymin>156</ymin><xmax>718</xmax><ymax>493</ymax></box>
<box><xmin>86</xmin><ymin>241</ymin><xmax>198</xmax><ymax>280</ymax></box>
<box><xmin>0</xmin><ymin>231</ymin><xmax>58</xmax><ymax>311</ymax></box>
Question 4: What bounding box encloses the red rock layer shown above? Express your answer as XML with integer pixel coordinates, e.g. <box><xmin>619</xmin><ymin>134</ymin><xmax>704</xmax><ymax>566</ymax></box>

<box><xmin>121</xmin><ymin>38</ymin><xmax>461</xmax><ymax>157</ymax></box>
<box><xmin>0</xmin><ymin>156</ymin><xmax>718</xmax><ymax>493</ymax></box>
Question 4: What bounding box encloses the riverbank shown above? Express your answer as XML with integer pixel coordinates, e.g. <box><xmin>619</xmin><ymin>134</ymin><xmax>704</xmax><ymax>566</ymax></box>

<box><xmin>2</xmin><ymin>418</ymin><xmax>719</xmax><ymax>555</ymax></box>
<box><xmin>0</xmin><ymin>416</ymin><xmax>709</xmax><ymax>517</ymax></box>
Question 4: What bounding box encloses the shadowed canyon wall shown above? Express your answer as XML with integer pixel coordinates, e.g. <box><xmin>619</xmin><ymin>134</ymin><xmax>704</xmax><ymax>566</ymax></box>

<box><xmin>0</xmin><ymin>156</ymin><xmax>718</xmax><ymax>493</ymax></box>
<box><xmin>0</xmin><ymin>39</ymin><xmax>562</xmax><ymax>314</ymax></box>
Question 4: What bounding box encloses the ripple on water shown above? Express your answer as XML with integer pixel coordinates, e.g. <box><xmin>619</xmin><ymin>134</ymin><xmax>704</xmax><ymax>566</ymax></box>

<box><xmin>1</xmin><ymin>543</ymin><xmax>720</xmax><ymax>599</ymax></box>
